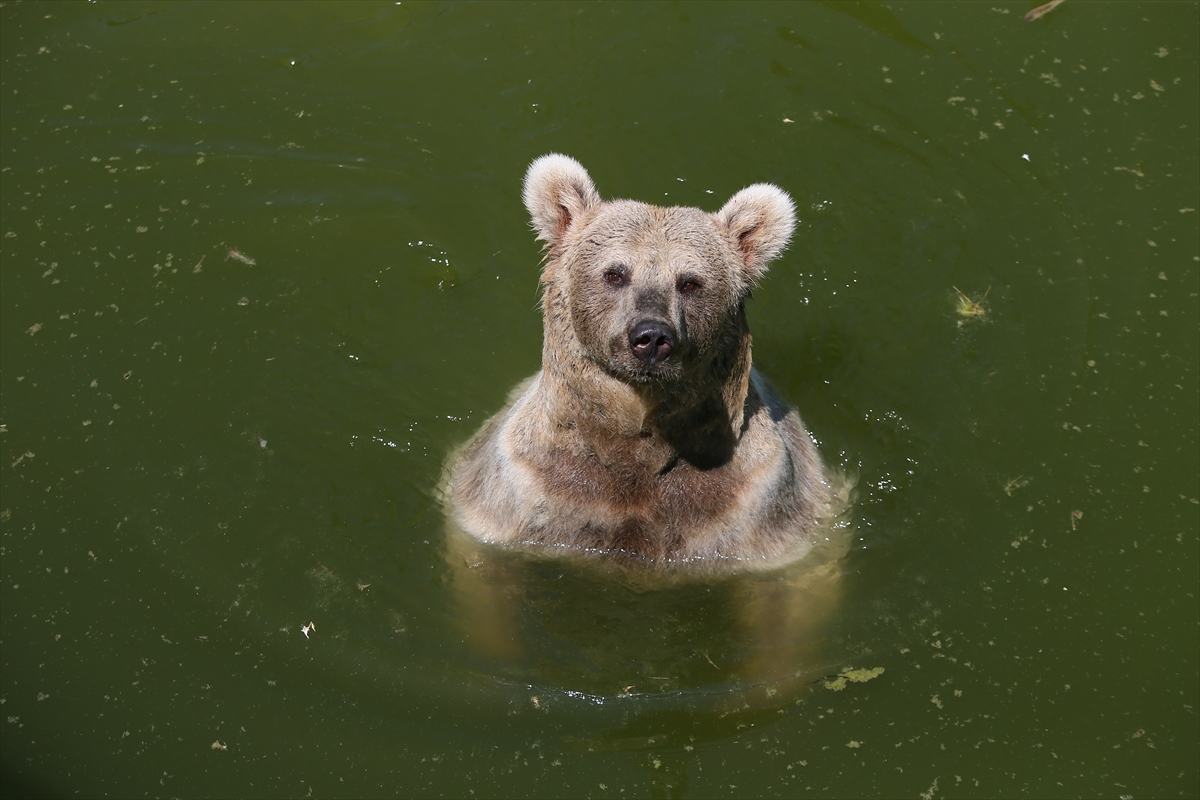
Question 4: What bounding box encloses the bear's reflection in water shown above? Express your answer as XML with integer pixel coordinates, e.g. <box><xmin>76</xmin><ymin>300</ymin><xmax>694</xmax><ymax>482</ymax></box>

<box><xmin>444</xmin><ymin>476</ymin><xmax>853</xmax><ymax>712</ymax></box>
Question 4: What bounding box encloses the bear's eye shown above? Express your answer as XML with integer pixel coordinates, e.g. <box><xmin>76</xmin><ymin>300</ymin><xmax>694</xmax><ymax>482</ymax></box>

<box><xmin>678</xmin><ymin>278</ymin><xmax>702</xmax><ymax>295</ymax></box>
<box><xmin>603</xmin><ymin>268</ymin><xmax>628</xmax><ymax>287</ymax></box>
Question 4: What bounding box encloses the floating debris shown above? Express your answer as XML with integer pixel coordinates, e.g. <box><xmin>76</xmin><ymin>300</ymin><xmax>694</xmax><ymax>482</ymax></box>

<box><xmin>301</xmin><ymin>621</ymin><xmax>315</xmax><ymax>639</ymax></box>
<box><xmin>822</xmin><ymin>666</ymin><xmax>885</xmax><ymax>691</ymax></box>
<box><xmin>211</xmin><ymin>740</ymin><xmax>227</xmax><ymax>751</ymax></box>
<box><xmin>1024</xmin><ymin>0</ymin><xmax>1065</xmax><ymax>23</ymax></box>
<box><xmin>1004</xmin><ymin>476</ymin><xmax>1030</xmax><ymax>496</ymax></box>
<box><xmin>954</xmin><ymin>286</ymin><xmax>990</xmax><ymax>318</ymax></box>
<box><xmin>1071</xmin><ymin>509</ymin><xmax>1083</xmax><ymax>530</ymax></box>
<box><xmin>225</xmin><ymin>247</ymin><xmax>256</xmax><ymax>266</ymax></box>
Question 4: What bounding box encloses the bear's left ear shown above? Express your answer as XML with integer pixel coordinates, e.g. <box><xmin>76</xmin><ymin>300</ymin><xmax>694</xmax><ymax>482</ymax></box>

<box><xmin>523</xmin><ymin>154</ymin><xmax>601</xmax><ymax>252</ymax></box>
<box><xmin>714</xmin><ymin>183</ymin><xmax>796</xmax><ymax>286</ymax></box>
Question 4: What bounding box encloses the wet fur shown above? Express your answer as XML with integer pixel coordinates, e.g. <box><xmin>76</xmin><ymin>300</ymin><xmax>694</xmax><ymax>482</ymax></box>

<box><xmin>448</xmin><ymin>154</ymin><xmax>832</xmax><ymax>571</ymax></box>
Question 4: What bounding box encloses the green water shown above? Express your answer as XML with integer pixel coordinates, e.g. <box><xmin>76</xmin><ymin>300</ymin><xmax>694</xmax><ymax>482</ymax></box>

<box><xmin>2</xmin><ymin>1</ymin><xmax>1196</xmax><ymax>797</ymax></box>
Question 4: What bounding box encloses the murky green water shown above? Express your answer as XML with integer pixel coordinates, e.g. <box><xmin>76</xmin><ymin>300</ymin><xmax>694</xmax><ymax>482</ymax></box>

<box><xmin>2</xmin><ymin>1</ymin><xmax>1196</xmax><ymax>797</ymax></box>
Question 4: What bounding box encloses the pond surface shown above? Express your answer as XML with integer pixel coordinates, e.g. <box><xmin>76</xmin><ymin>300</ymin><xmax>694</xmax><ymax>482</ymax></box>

<box><xmin>1</xmin><ymin>1</ymin><xmax>1196</xmax><ymax>797</ymax></box>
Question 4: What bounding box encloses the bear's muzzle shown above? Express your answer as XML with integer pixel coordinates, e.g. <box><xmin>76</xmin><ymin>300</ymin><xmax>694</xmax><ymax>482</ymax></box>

<box><xmin>629</xmin><ymin>320</ymin><xmax>675</xmax><ymax>367</ymax></box>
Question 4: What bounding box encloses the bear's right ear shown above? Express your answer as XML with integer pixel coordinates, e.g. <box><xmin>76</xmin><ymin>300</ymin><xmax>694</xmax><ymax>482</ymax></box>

<box><xmin>523</xmin><ymin>154</ymin><xmax>601</xmax><ymax>250</ymax></box>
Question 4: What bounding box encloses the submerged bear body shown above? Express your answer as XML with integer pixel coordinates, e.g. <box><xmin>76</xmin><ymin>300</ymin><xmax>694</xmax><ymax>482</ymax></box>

<box><xmin>448</xmin><ymin>155</ymin><xmax>832</xmax><ymax>571</ymax></box>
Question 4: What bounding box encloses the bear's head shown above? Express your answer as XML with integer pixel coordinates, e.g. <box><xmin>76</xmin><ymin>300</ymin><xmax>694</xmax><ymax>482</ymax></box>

<box><xmin>523</xmin><ymin>154</ymin><xmax>796</xmax><ymax>387</ymax></box>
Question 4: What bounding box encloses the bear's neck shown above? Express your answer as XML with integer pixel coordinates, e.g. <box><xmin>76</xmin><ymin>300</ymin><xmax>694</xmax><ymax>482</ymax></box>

<box><xmin>538</xmin><ymin>289</ymin><xmax>753</xmax><ymax>472</ymax></box>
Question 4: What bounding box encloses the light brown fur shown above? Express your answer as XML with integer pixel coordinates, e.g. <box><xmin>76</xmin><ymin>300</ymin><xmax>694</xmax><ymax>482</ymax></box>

<box><xmin>447</xmin><ymin>154</ymin><xmax>833</xmax><ymax>573</ymax></box>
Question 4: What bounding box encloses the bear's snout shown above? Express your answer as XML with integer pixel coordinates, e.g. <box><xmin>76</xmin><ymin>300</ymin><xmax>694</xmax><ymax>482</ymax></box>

<box><xmin>629</xmin><ymin>320</ymin><xmax>675</xmax><ymax>367</ymax></box>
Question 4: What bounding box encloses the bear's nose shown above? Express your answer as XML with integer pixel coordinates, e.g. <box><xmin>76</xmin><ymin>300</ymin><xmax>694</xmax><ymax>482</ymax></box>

<box><xmin>629</xmin><ymin>321</ymin><xmax>675</xmax><ymax>367</ymax></box>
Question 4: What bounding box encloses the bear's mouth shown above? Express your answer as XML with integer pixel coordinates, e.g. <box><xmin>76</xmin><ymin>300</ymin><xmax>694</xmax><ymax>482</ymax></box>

<box><xmin>612</xmin><ymin>357</ymin><xmax>684</xmax><ymax>385</ymax></box>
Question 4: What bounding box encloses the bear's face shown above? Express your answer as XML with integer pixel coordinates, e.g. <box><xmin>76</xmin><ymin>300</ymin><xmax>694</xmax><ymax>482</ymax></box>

<box><xmin>561</xmin><ymin>201</ymin><xmax>742</xmax><ymax>383</ymax></box>
<box><xmin>523</xmin><ymin>155</ymin><xmax>796</xmax><ymax>386</ymax></box>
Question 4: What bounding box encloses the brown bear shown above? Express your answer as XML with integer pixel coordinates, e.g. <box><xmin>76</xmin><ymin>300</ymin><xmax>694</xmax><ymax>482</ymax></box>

<box><xmin>447</xmin><ymin>154</ymin><xmax>835</xmax><ymax>573</ymax></box>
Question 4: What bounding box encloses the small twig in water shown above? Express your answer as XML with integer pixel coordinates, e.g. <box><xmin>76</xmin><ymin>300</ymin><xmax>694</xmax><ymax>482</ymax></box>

<box><xmin>1024</xmin><ymin>0</ymin><xmax>1065</xmax><ymax>23</ymax></box>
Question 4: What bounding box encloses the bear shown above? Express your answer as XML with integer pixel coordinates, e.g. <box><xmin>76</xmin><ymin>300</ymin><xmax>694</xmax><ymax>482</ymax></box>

<box><xmin>446</xmin><ymin>154</ymin><xmax>835</xmax><ymax>572</ymax></box>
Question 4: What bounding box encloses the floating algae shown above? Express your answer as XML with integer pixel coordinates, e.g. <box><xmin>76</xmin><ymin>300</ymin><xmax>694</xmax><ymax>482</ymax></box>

<box><xmin>824</xmin><ymin>666</ymin><xmax>885</xmax><ymax>692</ymax></box>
